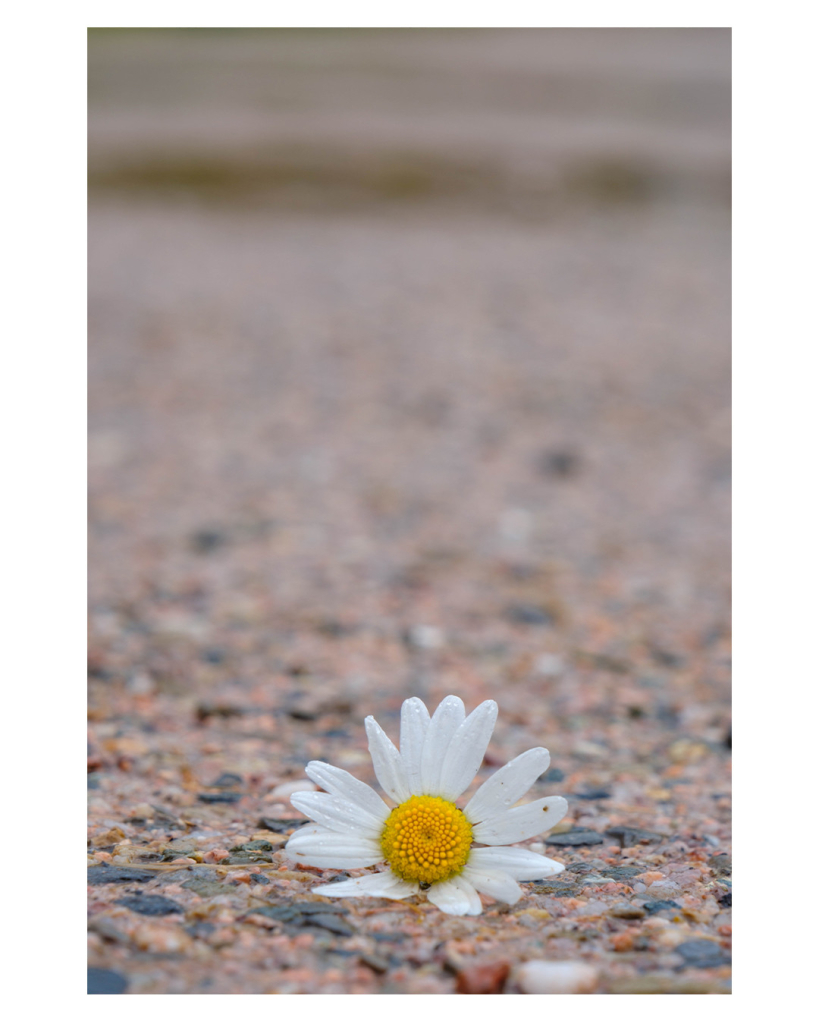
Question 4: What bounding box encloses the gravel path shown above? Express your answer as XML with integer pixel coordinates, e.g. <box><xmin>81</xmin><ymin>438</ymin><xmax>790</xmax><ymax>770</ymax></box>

<box><xmin>88</xmin><ymin>29</ymin><xmax>730</xmax><ymax>994</ymax></box>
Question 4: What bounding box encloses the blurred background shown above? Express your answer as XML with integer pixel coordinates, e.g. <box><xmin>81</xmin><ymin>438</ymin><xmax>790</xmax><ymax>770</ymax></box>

<box><xmin>88</xmin><ymin>28</ymin><xmax>730</xmax><ymax>772</ymax></box>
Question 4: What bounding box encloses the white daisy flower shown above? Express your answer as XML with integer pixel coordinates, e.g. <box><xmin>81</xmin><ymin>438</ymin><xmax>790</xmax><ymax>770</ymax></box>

<box><xmin>284</xmin><ymin>695</ymin><xmax>568</xmax><ymax>916</ymax></box>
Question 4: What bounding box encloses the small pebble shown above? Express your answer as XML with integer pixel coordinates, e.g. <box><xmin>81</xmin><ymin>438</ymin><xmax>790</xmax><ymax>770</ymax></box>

<box><xmin>407</xmin><ymin>624</ymin><xmax>445</xmax><ymax>649</ymax></box>
<box><xmin>203</xmin><ymin>848</ymin><xmax>230</xmax><ymax>863</ymax></box>
<box><xmin>359</xmin><ymin>952</ymin><xmax>390</xmax><ymax>974</ymax></box>
<box><xmin>88</xmin><ymin>967</ymin><xmax>128</xmax><ymax>995</ymax></box>
<box><xmin>534</xmin><ymin>653</ymin><xmax>564</xmax><ymax>678</ymax></box>
<box><xmin>647</xmin><ymin>880</ymin><xmax>682</xmax><ymax>899</ymax></box>
<box><xmin>115</xmin><ymin>894</ymin><xmax>184</xmax><ymax>917</ymax></box>
<box><xmin>708</xmin><ymin>853</ymin><xmax>732</xmax><ymax>876</ymax></box>
<box><xmin>516</xmin><ymin>960</ymin><xmax>599</xmax><ymax>994</ymax></box>
<box><xmin>609</xmin><ymin>903</ymin><xmax>646</xmax><ymax>919</ymax></box>
<box><xmin>456</xmin><ymin>961</ymin><xmax>510</xmax><ymax>994</ymax></box>
<box><xmin>675</xmin><ymin>939</ymin><xmax>730</xmax><ymax>968</ymax></box>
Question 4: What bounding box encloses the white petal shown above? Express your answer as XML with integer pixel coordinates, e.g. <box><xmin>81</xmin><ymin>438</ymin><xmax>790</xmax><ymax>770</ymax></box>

<box><xmin>464</xmin><ymin>747</ymin><xmax>551</xmax><ymax>822</ymax></box>
<box><xmin>462</xmin><ymin>864</ymin><xmax>523</xmax><ymax>905</ymax></box>
<box><xmin>427</xmin><ymin>875</ymin><xmax>483</xmax><ymax>916</ymax></box>
<box><xmin>289</xmin><ymin>791</ymin><xmax>386</xmax><ymax>838</ymax></box>
<box><xmin>437</xmin><ymin>700</ymin><xmax>498</xmax><ymax>801</ymax></box>
<box><xmin>472</xmin><ymin>796</ymin><xmax>569</xmax><ymax>845</ymax></box>
<box><xmin>284</xmin><ymin>829</ymin><xmax>383</xmax><ymax>869</ymax></box>
<box><xmin>365</xmin><ymin>716</ymin><xmax>410</xmax><ymax>804</ymax></box>
<box><xmin>312</xmin><ymin>871</ymin><xmax>419</xmax><ymax>900</ymax></box>
<box><xmin>304</xmin><ymin>761</ymin><xmax>390</xmax><ymax>820</ymax></box>
<box><xmin>468</xmin><ymin>845</ymin><xmax>565</xmax><ymax>880</ymax></box>
<box><xmin>420</xmin><ymin>695</ymin><xmax>465</xmax><ymax>794</ymax></box>
<box><xmin>400</xmin><ymin>697</ymin><xmax>430</xmax><ymax>795</ymax></box>
<box><xmin>286</xmin><ymin>823</ymin><xmax>326</xmax><ymax>842</ymax></box>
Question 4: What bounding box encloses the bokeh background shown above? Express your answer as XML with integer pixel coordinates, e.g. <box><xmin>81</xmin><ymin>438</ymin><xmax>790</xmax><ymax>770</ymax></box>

<box><xmin>88</xmin><ymin>29</ymin><xmax>731</xmax><ymax>992</ymax></box>
<box><xmin>89</xmin><ymin>26</ymin><xmax>730</xmax><ymax>707</ymax></box>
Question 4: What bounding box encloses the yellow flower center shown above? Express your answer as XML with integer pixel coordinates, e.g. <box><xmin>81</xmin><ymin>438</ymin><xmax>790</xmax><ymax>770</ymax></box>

<box><xmin>380</xmin><ymin>795</ymin><xmax>473</xmax><ymax>884</ymax></box>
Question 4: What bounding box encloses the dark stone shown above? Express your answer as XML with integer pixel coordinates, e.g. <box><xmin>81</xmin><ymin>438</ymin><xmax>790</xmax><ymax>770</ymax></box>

<box><xmin>87</xmin><ymin>773</ymin><xmax>101</xmax><ymax>790</ymax></box>
<box><xmin>316</xmin><ymin>619</ymin><xmax>357</xmax><ymax>638</ymax></box>
<box><xmin>197</xmin><ymin>792</ymin><xmax>242</xmax><ymax>804</ymax></box>
<box><xmin>303</xmin><ymin>913</ymin><xmax>354</xmax><ymax>936</ymax></box>
<box><xmin>128</xmin><ymin>819</ymin><xmax>167</xmax><ymax>831</ymax></box>
<box><xmin>505</xmin><ymin>603</ymin><xmax>554</xmax><ymax>626</ymax></box>
<box><xmin>605</xmin><ymin>825</ymin><xmax>665</xmax><ymax>847</ymax></box>
<box><xmin>251</xmin><ymin>903</ymin><xmax>336</xmax><ymax>923</ymax></box>
<box><xmin>286</xmin><ymin>662</ymin><xmax>310</xmax><ymax>677</ymax></box>
<box><xmin>202</xmin><ymin>647</ymin><xmax>226</xmax><ymax>664</ymax></box>
<box><xmin>226</xmin><ymin>852</ymin><xmax>273</xmax><ymax>864</ymax></box>
<box><xmin>372</xmin><ymin>932</ymin><xmax>408</xmax><ymax>943</ymax></box>
<box><xmin>599</xmin><ymin>655</ymin><xmax>630</xmax><ymax>673</ymax></box>
<box><xmin>655</xmin><ymin>704</ymin><xmax>680</xmax><ymax>728</ymax></box>
<box><xmin>284</xmin><ymin>902</ymin><xmax>350</xmax><ymax>916</ymax></box>
<box><xmin>725</xmin><ymin>727</ymin><xmax>732</xmax><ymax>750</ymax></box>
<box><xmin>210</xmin><ymin>772</ymin><xmax>243</xmax><ymax>789</ymax></box>
<box><xmin>160</xmin><ymin>838</ymin><xmax>197</xmax><ymax>860</ymax></box>
<box><xmin>574</xmin><ymin>788</ymin><xmax>612</xmax><ymax>800</ymax></box>
<box><xmin>580</xmin><ymin>651</ymin><xmax>630</xmax><ymax>673</ymax></box>
<box><xmin>609</xmin><ymin>903</ymin><xmax>646</xmax><ymax>919</ymax></box>
<box><xmin>250</xmin><ymin>902</ymin><xmax>352</xmax><ymax>934</ymax></box>
<box><xmin>675</xmin><ymin>939</ymin><xmax>731</xmax><ymax>968</ymax></box>
<box><xmin>184</xmin><ymin>920</ymin><xmax>216</xmax><ymax>938</ymax></box>
<box><xmin>537</xmin><ymin>448</ymin><xmax>581</xmax><ymax>479</ymax></box>
<box><xmin>250</xmin><ymin>873</ymin><xmax>271</xmax><ymax>885</ymax></box>
<box><xmin>288</xmin><ymin>707</ymin><xmax>320</xmax><ymax>721</ymax></box>
<box><xmin>88</xmin><ymin>967</ymin><xmax>128</xmax><ymax>994</ymax></box>
<box><xmin>538</xmin><ymin>766</ymin><xmax>565</xmax><ymax>783</ymax></box>
<box><xmin>232</xmin><ymin>840</ymin><xmax>274</xmax><ymax>852</ymax></box>
<box><xmin>359</xmin><ymin>952</ymin><xmax>390</xmax><ymax>973</ymax></box>
<box><xmin>545</xmin><ymin>829</ymin><xmax>605</xmax><ymax>846</ymax></box>
<box><xmin>258</xmin><ymin>816</ymin><xmax>310</xmax><ymax>832</ymax></box>
<box><xmin>191</xmin><ymin>528</ymin><xmax>228</xmax><ymax>553</ymax></box>
<box><xmin>195</xmin><ymin>702</ymin><xmax>245</xmax><ymax>722</ymax></box>
<box><xmin>649</xmin><ymin>647</ymin><xmax>685</xmax><ymax>668</ymax></box>
<box><xmin>182</xmin><ymin>877</ymin><xmax>235</xmax><ymax>897</ymax></box>
<box><xmin>115</xmin><ymin>894</ymin><xmax>184</xmax><ymax>916</ymax></box>
<box><xmin>642</xmin><ymin>899</ymin><xmax>681</xmax><ymax>916</ymax></box>
<box><xmin>605</xmin><ymin>866</ymin><xmax>642</xmax><ymax>880</ymax></box>
<box><xmin>87</xmin><ymin>865</ymin><xmax>155</xmax><ymax>885</ymax></box>
<box><xmin>529</xmin><ymin>880</ymin><xmax>581</xmax><ymax>896</ymax></box>
<box><xmin>708</xmin><ymin>853</ymin><xmax>732</xmax><ymax>876</ymax></box>
<box><xmin>717</xmin><ymin>888</ymin><xmax>732</xmax><ymax>908</ymax></box>
<box><xmin>180</xmin><ymin>865</ymin><xmax>220</xmax><ymax>879</ymax></box>
<box><xmin>149</xmin><ymin>804</ymin><xmax>181</xmax><ymax>823</ymax></box>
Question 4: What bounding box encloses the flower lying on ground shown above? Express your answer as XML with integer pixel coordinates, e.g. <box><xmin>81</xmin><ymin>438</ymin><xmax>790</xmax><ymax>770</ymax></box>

<box><xmin>284</xmin><ymin>695</ymin><xmax>568</xmax><ymax>916</ymax></box>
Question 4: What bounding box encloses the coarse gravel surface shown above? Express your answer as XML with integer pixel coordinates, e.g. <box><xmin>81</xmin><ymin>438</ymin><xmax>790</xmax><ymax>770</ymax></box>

<box><xmin>88</xmin><ymin>28</ymin><xmax>730</xmax><ymax>995</ymax></box>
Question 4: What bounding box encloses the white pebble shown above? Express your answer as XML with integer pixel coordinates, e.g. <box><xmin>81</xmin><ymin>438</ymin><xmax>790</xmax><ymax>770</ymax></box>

<box><xmin>527</xmin><ymin>841</ymin><xmax>546</xmax><ymax>854</ymax></box>
<box><xmin>534</xmin><ymin>653</ymin><xmax>564</xmax><ymax>678</ymax></box>
<box><xmin>126</xmin><ymin>671</ymin><xmax>156</xmax><ymax>695</ymax></box>
<box><xmin>516</xmin><ymin>960</ymin><xmax>599</xmax><ymax>994</ymax></box>
<box><xmin>647</xmin><ymin>880</ymin><xmax>682</xmax><ymax>898</ymax></box>
<box><xmin>499</xmin><ymin>506</ymin><xmax>532</xmax><ymax>545</ymax></box>
<box><xmin>271</xmin><ymin>780</ymin><xmax>318</xmax><ymax>798</ymax></box>
<box><xmin>408</xmin><ymin>624</ymin><xmax>444</xmax><ymax>649</ymax></box>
